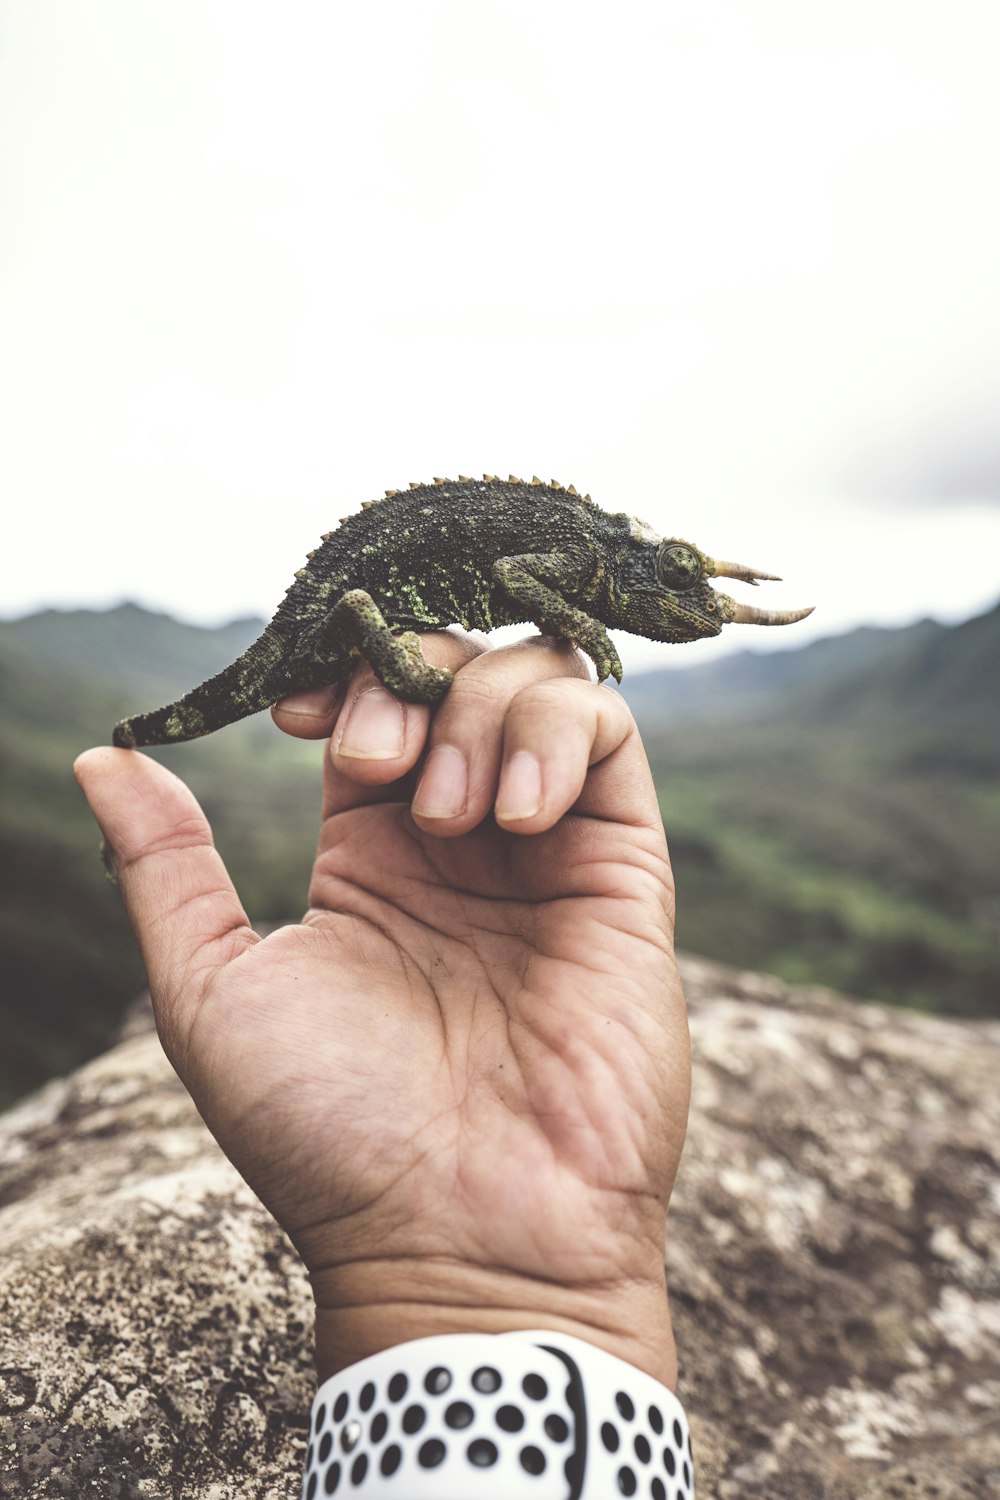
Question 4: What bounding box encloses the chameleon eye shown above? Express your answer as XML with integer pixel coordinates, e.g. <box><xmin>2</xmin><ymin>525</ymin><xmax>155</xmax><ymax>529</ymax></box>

<box><xmin>656</xmin><ymin>542</ymin><xmax>702</xmax><ymax>591</ymax></box>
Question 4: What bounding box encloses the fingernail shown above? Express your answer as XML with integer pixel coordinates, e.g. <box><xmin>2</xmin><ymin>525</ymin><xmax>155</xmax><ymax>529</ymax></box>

<box><xmin>412</xmin><ymin>744</ymin><xmax>469</xmax><ymax>819</ymax></box>
<box><xmin>338</xmin><ymin>688</ymin><xmax>406</xmax><ymax>759</ymax></box>
<box><xmin>496</xmin><ymin>750</ymin><xmax>542</xmax><ymax>823</ymax></box>
<box><xmin>277</xmin><ymin>686</ymin><xmax>339</xmax><ymax>719</ymax></box>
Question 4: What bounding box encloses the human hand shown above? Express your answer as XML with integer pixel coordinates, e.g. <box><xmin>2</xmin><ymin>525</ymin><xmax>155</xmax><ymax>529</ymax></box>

<box><xmin>75</xmin><ymin>633</ymin><xmax>691</xmax><ymax>1388</ymax></box>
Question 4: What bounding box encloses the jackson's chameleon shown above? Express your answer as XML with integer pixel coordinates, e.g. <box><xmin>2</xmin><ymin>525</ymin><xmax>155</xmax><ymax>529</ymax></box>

<box><xmin>112</xmin><ymin>476</ymin><xmax>812</xmax><ymax>748</ymax></box>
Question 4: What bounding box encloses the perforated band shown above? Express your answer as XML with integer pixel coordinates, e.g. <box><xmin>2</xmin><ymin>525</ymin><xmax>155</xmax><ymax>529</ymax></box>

<box><xmin>302</xmin><ymin>1329</ymin><xmax>695</xmax><ymax>1498</ymax></box>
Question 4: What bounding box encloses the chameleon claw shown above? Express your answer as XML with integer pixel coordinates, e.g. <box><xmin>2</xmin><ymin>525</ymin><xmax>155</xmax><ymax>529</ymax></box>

<box><xmin>99</xmin><ymin>837</ymin><xmax>119</xmax><ymax>885</ymax></box>
<box><xmin>592</xmin><ymin>645</ymin><xmax>624</xmax><ymax>684</ymax></box>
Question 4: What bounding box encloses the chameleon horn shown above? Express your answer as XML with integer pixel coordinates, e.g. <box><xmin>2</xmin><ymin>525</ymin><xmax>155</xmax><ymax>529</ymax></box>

<box><xmin>730</xmin><ymin>602</ymin><xmax>815</xmax><ymax>626</ymax></box>
<box><xmin>711</xmin><ymin>559</ymin><xmax>782</xmax><ymax>586</ymax></box>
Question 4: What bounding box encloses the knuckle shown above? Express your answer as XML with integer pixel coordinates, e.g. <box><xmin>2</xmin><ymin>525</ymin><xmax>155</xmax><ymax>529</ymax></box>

<box><xmin>437</xmin><ymin>669</ymin><xmax>504</xmax><ymax>713</ymax></box>
<box><xmin>508</xmin><ymin>676</ymin><xmax>591</xmax><ymax>717</ymax></box>
<box><xmin>602</xmin><ymin>682</ymin><xmax>637</xmax><ymax>728</ymax></box>
<box><xmin>419</xmin><ymin>628</ymin><xmax>484</xmax><ymax>672</ymax></box>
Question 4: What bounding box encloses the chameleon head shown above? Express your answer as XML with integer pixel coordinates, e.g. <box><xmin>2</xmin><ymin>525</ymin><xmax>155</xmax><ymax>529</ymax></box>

<box><xmin>621</xmin><ymin>530</ymin><xmax>814</xmax><ymax>643</ymax></box>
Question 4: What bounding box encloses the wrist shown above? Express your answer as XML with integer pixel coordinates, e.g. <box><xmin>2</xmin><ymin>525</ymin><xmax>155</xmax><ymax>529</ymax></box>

<box><xmin>310</xmin><ymin>1255</ymin><xmax>678</xmax><ymax>1389</ymax></box>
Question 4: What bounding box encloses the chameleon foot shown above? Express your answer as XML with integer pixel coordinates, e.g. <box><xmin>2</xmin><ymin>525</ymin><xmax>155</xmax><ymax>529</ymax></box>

<box><xmin>579</xmin><ymin>630</ymin><xmax>623</xmax><ymax>684</ymax></box>
<box><xmin>330</xmin><ymin>591</ymin><xmax>453</xmax><ymax>705</ymax></box>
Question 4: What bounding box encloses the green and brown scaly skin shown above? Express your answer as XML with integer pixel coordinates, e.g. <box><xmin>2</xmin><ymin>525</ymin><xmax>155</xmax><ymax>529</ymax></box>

<box><xmin>112</xmin><ymin>476</ymin><xmax>812</xmax><ymax>748</ymax></box>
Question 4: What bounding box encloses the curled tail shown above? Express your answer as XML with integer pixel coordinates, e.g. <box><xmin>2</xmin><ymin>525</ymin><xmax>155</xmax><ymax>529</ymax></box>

<box><xmin>112</xmin><ymin>628</ymin><xmax>300</xmax><ymax>747</ymax></box>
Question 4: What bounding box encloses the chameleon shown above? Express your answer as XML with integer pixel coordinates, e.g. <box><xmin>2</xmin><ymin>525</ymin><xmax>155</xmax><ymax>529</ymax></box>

<box><xmin>112</xmin><ymin>475</ymin><xmax>813</xmax><ymax>748</ymax></box>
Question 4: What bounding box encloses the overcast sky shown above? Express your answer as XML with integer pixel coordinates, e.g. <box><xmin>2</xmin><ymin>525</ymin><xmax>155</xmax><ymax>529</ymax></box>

<box><xmin>3</xmin><ymin>0</ymin><xmax>999</xmax><ymax>670</ymax></box>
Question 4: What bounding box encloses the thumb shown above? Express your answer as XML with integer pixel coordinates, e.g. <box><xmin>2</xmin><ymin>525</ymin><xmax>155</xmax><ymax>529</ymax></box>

<box><xmin>74</xmin><ymin>747</ymin><xmax>257</xmax><ymax>1049</ymax></box>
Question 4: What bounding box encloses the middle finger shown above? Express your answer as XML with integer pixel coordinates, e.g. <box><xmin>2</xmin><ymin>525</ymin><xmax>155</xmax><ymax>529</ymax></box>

<box><xmin>410</xmin><ymin>635</ymin><xmax>589</xmax><ymax>836</ymax></box>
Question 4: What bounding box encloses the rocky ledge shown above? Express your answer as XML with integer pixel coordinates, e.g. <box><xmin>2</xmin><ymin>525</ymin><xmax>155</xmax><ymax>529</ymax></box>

<box><xmin>1</xmin><ymin>956</ymin><xmax>997</xmax><ymax>1498</ymax></box>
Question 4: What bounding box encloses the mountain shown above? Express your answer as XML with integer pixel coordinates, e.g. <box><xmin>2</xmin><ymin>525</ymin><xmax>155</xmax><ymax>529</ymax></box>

<box><xmin>623</xmin><ymin>615</ymin><xmax>949</xmax><ymax>723</ymax></box>
<box><xmin>2</xmin><ymin>601</ymin><xmax>264</xmax><ymax>701</ymax></box>
<box><xmin>0</xmin><ymin>605</ymin><xmax>321</xmax><ymax>1110</ymax></box>
<box><xmin>625</xmin><ymin>602</ymin><xmax>1000</xmax><ymax>753</ymax></box>
<box><xmin>1</xmin><ymin>599</ymin><xmax>997</xmax><ymax>1111</ymax></box>
<box><xmin>619</xmin><ymin>602</ymin><xmax>1000</xmax><ymax>1017</ymax></box>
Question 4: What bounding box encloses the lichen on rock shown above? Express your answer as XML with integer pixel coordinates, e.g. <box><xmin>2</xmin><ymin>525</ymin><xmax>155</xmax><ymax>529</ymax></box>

<box><xmin>2</xmin><ymin>959</ymin><xmax>998</xmax><ymax>1496</ymax></box>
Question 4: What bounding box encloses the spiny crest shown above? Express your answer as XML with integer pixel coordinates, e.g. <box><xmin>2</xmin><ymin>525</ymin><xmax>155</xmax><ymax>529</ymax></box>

<box><xmin>480</xmin><ymin>472</ymin><xmax>592</xmax><ymax>501</ymax></box>
<box><xmin>324</xmin><ymin>474</ymin><xmax>597</xmax><ymax>539</ymax></box>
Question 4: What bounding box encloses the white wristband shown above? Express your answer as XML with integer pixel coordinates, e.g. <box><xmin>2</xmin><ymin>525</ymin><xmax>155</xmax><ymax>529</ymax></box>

<box><xmin>302</xmin><ymin>1329</ymin><xmax>694</xmax><ymax>1499</ymax></box>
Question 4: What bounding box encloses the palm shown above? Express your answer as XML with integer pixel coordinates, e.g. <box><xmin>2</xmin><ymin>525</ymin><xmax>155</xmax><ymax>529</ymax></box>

<box><xmin>187</xmin><ymin>793</ymin><xmax>686</xmax><ymax>1290</ymax></box>
<box><xmin>76</xmin><ymin>640</ymin><xmax>692</xmax><ymax>1381</ymax></box>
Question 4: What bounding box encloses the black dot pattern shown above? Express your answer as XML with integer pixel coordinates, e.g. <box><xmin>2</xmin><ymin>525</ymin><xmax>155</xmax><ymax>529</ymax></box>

<box><xmin>401</xmin><ymin>1404</ymin><xmax>425</xmax><ymax>1434</ymax></box>
<box><xmin>302</xmin><ymin>1339</ymin><xmax>694</xmax><ymax>1499</ymax></box>
<box><xmin>472</xmin><ymin>1365</ymin><xmax>502</xmax><ymax>1393</ymax></box>
<box><xmin>418</xmin><ymin>1437</ymin><xmax>446</xmax><ymax>1468</ymax></box>
<box><xmin>380</xmin><ymin>1444</ymin><xmax>401</xmax><ymax>1476</ymax></box>
<box><xmin>592</xmin><ymin>1385</ymin><xmax>692</xmax><ymax>1500</ymax></box>
<box><xmin>468</xmin><ymin>1437</ymin><xmax>499</xmax><ymax>1466</ymax></box>
<box><xmin>521</xmin><ymin>1444</ymin><xmax>546</xmax><ymax>1474</ymax></box>
<box><xmin>616</xmin><ymin>1391</ymin><xmax>636</xmax><ymax>1421</ymax></box>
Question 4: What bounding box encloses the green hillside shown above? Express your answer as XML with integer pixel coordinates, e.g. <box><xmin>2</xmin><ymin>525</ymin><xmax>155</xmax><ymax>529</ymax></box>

<box><xmin>0</xmin><ymin>606</ymin><xmax>323</xmax><ymax>1109</ymax></box>
<box><xmin>623</xmin><ymin>602</ymin><xmax>1000</xmax><ymax>1016</ymax></box>
<box><xmin>1</xmin><ymin>600</ymin><xmax>997</xmax><ymax>1111</ymax></box>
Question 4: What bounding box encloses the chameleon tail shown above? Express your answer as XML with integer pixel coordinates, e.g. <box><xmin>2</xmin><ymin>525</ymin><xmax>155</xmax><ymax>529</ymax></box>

<box><xmin>112</xmin><ymin>629</ymin><xmax>298</xmax><ymax>747</ymax></box>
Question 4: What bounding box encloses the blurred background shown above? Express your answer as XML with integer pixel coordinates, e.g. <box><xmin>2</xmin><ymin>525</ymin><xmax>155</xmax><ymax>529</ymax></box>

<box><xmin>2</xmin><ymin>1</ymin><xmax>998</xmax><ymax>1108</ymax></box>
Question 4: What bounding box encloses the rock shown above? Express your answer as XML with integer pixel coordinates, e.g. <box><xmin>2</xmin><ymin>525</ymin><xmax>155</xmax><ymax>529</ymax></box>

<box><xmin>0</xmin><ymin>1021</ymin><xmax>313</xmax><ymax>1498</ymax></box>
<box><xmin>672</xmin><ymin>955</ymin><xmax>1000</xmax><ymax>1498</ymax></box>
<box><xmin>1</xmin><ymin>956</ymin><xmax>998</xmax><ymax>1496</ymax></box>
